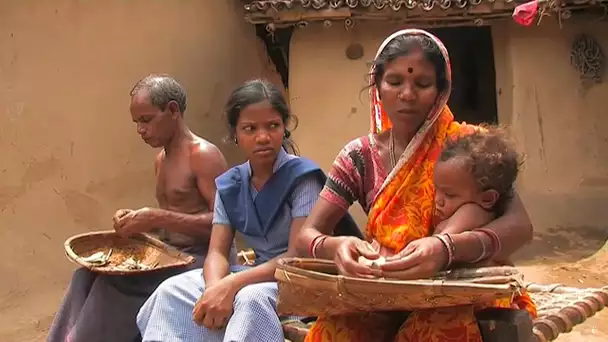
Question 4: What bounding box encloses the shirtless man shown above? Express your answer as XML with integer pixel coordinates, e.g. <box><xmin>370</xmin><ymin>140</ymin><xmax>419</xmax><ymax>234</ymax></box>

<box><xmin>48</xmin><ymin>75</ymin><xmax>228</xmax><ymax>342</ymax></box>
<box><xmin>113</xmin><ymin>74</ymin><xmax>228</xmax><ymax>251</ymax></box>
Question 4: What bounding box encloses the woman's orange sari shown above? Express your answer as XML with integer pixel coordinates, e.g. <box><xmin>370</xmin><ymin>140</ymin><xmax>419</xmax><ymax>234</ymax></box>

<box><xmin>305</xmin><ymin>29</ymin><xmax>536</xmax><ymax>342</ymax></box>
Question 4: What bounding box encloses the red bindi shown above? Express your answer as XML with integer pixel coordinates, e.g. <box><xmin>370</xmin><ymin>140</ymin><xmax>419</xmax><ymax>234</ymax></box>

<box><xmin>407</xmin><ymin>67</ymin><xmax>414</xmax><ymax>73</ymax></box>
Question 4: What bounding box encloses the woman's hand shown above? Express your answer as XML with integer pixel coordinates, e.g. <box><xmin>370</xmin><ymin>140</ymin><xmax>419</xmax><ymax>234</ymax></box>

<box><xmin>379</xmin><ymin>236</ymin><xmax>448</xmax><ymax>280</ymax></box>
<box><xmin>192</xmin><ymin>276</ymin><xmax>239</xmax><ymax>330</ymax></box>
<box><xmin>334</xmin><ymin>237</ymin><xmax>382</xmax><ymax>278</ymax></box>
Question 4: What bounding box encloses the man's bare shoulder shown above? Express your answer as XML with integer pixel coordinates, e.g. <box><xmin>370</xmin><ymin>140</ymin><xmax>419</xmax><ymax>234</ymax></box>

<box><xmin>189</xmin><ymin>135</ymin><xmax>228</xmax><ymax>175</ymax></box>
<box><xmin>189</xmin><ymin>136</ymin><xmax>225</xmax><ymax>162</ymax></box>
<box><xmin>154</xmin><ymin>150</ymin><xmax>166</xmax><ymax>173</ymax></box>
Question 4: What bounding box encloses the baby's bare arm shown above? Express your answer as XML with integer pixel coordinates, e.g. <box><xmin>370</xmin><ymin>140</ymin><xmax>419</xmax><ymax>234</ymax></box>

<box><xmin>436</xmin><ymin>204</ymin><xmax>515</xmax><ymax>267</ymax></box>
<box><xmin>434</xmin><ymin>203</ymin><xmax>494</xmax><ymax>235</ymax></box>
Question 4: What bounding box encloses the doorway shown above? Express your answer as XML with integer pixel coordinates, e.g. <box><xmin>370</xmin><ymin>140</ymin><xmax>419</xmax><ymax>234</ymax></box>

<box><xmin>430</xmin><ymin>26</ymin><xmax>498</xmax><ymax>125</ymax></box>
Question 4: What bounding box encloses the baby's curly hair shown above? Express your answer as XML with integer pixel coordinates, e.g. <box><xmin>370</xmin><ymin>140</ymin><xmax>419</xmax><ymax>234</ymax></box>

<box><xmin>438</xmin><ymin>126</ymin><xmax>522</xmax><ymax>212</ymax></box>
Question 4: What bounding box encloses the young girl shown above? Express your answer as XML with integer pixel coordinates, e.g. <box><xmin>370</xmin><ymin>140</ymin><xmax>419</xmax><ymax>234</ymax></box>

<box><xmin>137</xmin><ymin>79</ymin><xmax>359</xmax><ymax>342</ymax></box>
<box><xmin>136</xmin><ymin>79</ymin><xmax>312</xmax><ymax>342</ymax></box>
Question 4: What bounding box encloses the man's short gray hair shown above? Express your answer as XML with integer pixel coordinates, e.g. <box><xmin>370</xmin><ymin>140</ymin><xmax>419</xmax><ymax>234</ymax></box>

<box><xmin>130</xmin><ymin>74</ymin><xmax>187</xmax><ymax>114</ymax></box>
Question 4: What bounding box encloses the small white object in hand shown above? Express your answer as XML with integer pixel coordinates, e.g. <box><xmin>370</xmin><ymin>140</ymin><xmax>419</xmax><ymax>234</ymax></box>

<box><xmin>358</xmin><ymin>255</ymin><xmax>386</xmax><ymax>268</ymax></box>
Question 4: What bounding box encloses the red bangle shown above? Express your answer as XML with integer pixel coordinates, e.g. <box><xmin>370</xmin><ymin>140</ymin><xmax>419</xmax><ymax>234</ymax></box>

<box><xmin>312</xmin><ymin>235</ymin><xmax>329</xmax><ymax>259</ymax></box>
<box><xmin>308</xmin><ymin>235</ymin><xmax>326</xmax><ymax>258</ymax></box>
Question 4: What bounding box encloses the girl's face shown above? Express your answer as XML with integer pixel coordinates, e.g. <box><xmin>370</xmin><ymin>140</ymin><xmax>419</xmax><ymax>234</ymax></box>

<box><xmin>377</xmin><ymin>51</ymin><xmax>439</xmax><ymax>130</ymax></box>
<box><xmin>235</xmin><ymin>100</ymin><xmax>285</xmax><ymax>164</ymax></box>
<box><xmin>433</xmin><ymin>158</ymin><xmax>498</xmax><ymax>221</ymax></box>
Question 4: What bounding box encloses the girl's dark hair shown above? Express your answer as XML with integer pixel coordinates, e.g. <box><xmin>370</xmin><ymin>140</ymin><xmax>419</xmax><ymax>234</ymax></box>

<box><xmin>439</xmin><ymin>126</ymin><xmax>522</xmax><ymax>215</ymax></box>
<box><xmin>371</xmin><ymin>34</ymin><xmax>448</xmax><ymax>93</ymax></box>
<box><xmin>224</xmin><ymin>79</ymin><xmax>299</xmax><ymax>155</ymax></box>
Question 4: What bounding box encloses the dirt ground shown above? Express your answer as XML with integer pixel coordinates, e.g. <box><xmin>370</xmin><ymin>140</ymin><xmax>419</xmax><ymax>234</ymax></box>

<box><xmin>512</xmin><ymin>226</ymin><xmax>608</xmax><ymax>341</ymax></box>
<box><xmin>10</xmin><ymin>226</ymin><xmax>608</xmax><ymax>342</ymax></box>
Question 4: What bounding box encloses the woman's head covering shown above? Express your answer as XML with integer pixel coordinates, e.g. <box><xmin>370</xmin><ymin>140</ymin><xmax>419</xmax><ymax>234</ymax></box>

<box><xmin>369</xmin><ymin>29</ymin><xmax>453</xmax><ymax>134</ymax></box>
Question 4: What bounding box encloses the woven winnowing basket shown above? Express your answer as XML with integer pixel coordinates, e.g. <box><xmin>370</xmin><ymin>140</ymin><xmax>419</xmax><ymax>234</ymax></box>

<box><xmin>275</xmin><ymin>258</ymin><xmax>524</xmax><ymax>317</ymax></box>
<box><xmin>64</xmin><ymin>231</ymin><xmax>195</xmax><ymax>276</ymax></box>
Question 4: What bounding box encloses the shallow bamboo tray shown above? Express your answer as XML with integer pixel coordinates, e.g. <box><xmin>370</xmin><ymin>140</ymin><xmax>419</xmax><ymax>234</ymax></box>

<box><xmin>64</xmin><ymin>230</ymin><xmax>195</xmax><ymax>276</ymax></box>
<box><xmin>275</xmin><ymin>258</ymin><xmax>524</xmax><ymax>316</ymax></box>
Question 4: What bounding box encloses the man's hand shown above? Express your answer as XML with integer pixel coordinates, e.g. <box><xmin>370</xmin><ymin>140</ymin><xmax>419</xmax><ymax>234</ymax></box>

<box><xmin>113</xmin><ymin>207</ymin><xmax>158</xmax><ymax>237</ymax></box>
<box><xmin>113</xmin><ymin>209</ymin><xmax>132</xmax><ymax>225</ymax></box>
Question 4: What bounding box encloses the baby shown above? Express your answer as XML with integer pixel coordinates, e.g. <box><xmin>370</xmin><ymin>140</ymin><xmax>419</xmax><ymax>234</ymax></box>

<box><xmin>359</xmin><ymin>126</ymin><xmax>522</xmax><ymax>267</ymax></box>
<box><xmin>432</xmin><ymin>127</ymin><xmax>532</xmax><ymax>312</ymax></box>
<box><xmin>432</xmin><ymin>125</ymin><xmax>521</xmax><ymax>239</ymax></box>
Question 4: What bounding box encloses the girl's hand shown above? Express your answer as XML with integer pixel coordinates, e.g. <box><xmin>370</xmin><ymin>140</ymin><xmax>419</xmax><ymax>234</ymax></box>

<box><xmin>192</xmin><ymin>276</ymin><xmax>239</xmax><ymax>330</ymax></box>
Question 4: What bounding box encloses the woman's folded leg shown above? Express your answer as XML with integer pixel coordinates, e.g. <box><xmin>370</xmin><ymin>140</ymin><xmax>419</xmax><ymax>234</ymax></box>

<box><xmin>305</xmin><ymin>312</ymin><xmax>405</xmax><ymax>342</ymax></box>
<box><xmin>394</xmin><ymin>306</ymin><xmax>483</xmax><ymax>342</ymax></box>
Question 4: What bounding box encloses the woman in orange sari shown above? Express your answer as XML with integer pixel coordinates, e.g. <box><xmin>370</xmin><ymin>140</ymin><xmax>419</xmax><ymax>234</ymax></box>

<box><xmin>296</xmin><ymin>29</ymin><xmax>536</xmax><ymax>341</ymax></box>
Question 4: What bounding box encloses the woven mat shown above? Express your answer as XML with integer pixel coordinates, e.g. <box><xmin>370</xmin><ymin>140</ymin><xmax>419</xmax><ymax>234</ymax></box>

<box><xmin>527</xmin><ymin>283</ymin><xmax>608</xmax><ymax>341</ymax></box>
<box><xmin>282</xmin><ymin>283</ymin><xmax>608</xmax><ymax>342</ymax></box>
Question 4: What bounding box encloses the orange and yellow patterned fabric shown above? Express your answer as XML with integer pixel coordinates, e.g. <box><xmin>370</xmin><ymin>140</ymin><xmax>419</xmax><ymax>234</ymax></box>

<box><xmin>366</xmin><ymin>107</ymin><xmax>462</xmax><ymax>253</ymax></box>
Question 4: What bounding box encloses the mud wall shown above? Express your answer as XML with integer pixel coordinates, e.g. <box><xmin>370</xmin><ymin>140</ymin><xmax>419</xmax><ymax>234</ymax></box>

<box><xmin>492</xmin><ymin>17</ymin><xmax>608</xmax><ymax>231</ymax></box>
<box><xmin>0</xmin><ymin>1</ymin><xmax>281</xmax><ymax>340</ymax></box>
<box><xmin>288</xmin><ymin>18</ymin><xmax>608</xmax><ymax>232</ymax></box>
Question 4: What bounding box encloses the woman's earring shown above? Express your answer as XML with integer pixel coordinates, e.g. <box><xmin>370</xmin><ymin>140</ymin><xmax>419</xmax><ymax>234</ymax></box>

<box><xmin>233</xmin><ymin>137</ymin><xmax>238</xmax><ymax>145</ymax></box>
<box><xmin>284</xmin><ymin>131</ymin><xmax>291</xmax><ymax>140</ymax></box>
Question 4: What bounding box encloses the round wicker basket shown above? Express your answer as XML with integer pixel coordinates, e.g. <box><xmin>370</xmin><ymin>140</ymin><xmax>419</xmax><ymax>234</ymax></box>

<box><xmin>275</xmin><ymin>258</ymin><xmax>524</xmax><ymax>317</ymax></box>
<box><xmin>64</xmin><ymin>231</ymin><xmax>195</xmax><ymax>276</ymax></box>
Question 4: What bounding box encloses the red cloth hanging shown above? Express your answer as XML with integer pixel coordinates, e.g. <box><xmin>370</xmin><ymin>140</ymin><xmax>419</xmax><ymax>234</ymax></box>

<box><xmin>513</xmin><ymin>0</ymin><xmax>540</xmax><ymax>26</ymax></box>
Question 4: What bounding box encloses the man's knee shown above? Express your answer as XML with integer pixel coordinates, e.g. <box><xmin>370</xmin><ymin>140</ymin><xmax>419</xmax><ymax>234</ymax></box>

<box><xmin>68</xmin><ymin>268</ymin><xmax>97</xmax><ymax>291</ymax></box>
<box><xmin>73</xmin><ymin>267</ymin><xmax>96</xmax><ymax>281</ymax></box>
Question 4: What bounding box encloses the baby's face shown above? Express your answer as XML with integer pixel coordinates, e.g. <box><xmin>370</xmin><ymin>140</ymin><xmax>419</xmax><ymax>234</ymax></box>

<box><xmin>433</xmin><ymin>158</ymin><xmax>480</xmax><ymax>221</ymax></box>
